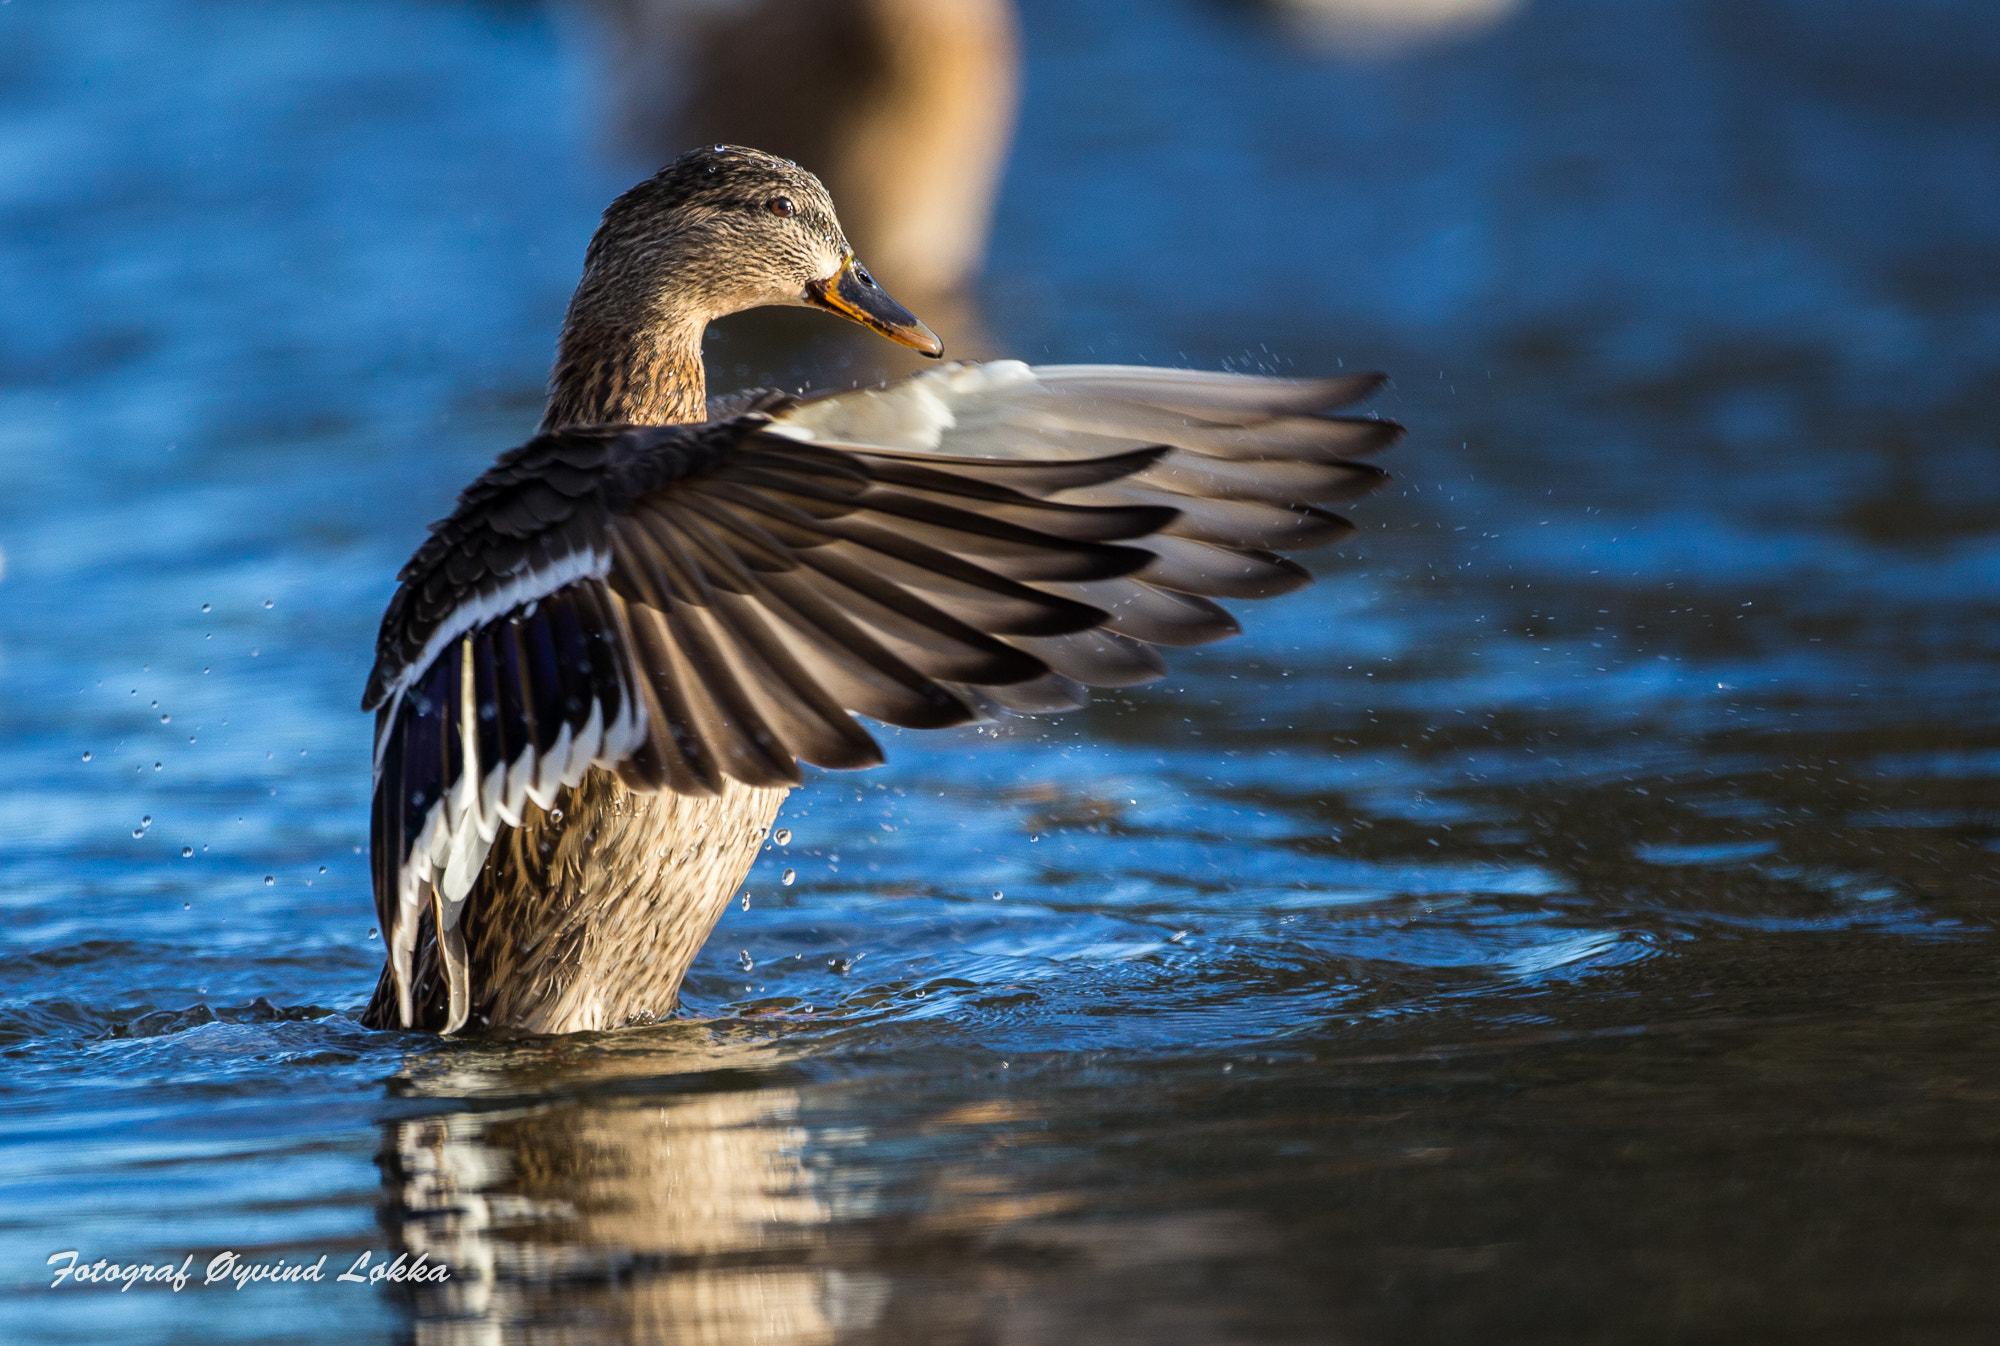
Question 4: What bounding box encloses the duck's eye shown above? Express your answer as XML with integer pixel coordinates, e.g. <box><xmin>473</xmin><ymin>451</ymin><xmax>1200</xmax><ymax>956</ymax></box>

<box><xmin>766</xmin><ymin>197</ymin><xmax>796</xmax><ymax>217</ymax></box>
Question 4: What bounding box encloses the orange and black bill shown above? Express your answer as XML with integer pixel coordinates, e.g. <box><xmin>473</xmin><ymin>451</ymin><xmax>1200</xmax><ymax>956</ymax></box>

<box><xmin>806</xmin><ymin>255</ymin><xmax>943</xmax><ymax>357</ymax></box>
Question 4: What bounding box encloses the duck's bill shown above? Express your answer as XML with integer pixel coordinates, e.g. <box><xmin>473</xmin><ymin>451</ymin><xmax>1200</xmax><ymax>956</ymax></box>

<box><xmin>806</xmin><ymin>256</ymin><xmax>943</xmax><ymax>357</ymax></box>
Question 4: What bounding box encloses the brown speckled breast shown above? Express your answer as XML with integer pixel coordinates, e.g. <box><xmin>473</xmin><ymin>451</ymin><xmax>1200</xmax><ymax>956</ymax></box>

<box><xmin>366</xmin><ymin>772</ymin><xmax>786</xmax><ymax>1034</ymax></box>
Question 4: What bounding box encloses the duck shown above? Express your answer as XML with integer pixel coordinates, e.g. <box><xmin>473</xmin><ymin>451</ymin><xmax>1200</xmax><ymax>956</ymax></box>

<box><xmin>357</xmin><ymin>145</ymin><xmax>1401</xmax><ymax>1035</ymax></box>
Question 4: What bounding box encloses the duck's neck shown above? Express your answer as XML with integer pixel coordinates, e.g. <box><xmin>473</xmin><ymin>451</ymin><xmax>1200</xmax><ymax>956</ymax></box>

<box><xmin>540</xmin><ymin>312</ymin><xmax>708</xmax><ymax>430</ymax></box>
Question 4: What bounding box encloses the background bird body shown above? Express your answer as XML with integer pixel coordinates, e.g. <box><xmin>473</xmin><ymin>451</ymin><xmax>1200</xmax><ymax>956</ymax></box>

<box><xmin>589</xmin><ymin>0</ymin><xmax>1020</xmax><ymax>296</ymax></box>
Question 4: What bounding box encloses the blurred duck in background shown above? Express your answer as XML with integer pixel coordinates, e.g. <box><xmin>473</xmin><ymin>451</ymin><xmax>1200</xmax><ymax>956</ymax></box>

<box><xmin>356</xmin><ymin>146</ymin><xmax>1400</xmax><ymax>1034</ymax></box>
<box><xmin>575</xmin><ymin>0</ymin><xmax>1518</xmax><ymax>328</ymax></box>
<box><xmin>582</xmin><ymin>0</ymin><xmax>1019</xmax><ymax>307</ymax></box>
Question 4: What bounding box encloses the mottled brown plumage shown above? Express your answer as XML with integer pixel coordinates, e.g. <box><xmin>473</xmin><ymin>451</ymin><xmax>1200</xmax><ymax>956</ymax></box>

<box><xmin>366</xmin><ymin>772</ymin><xmax>784</xmax><ymax>1033</ymax></box>
<box><xmin>360</xmin><ymin>146</ymin><xmax>1401</xmax><ymax>1036</ymax></box>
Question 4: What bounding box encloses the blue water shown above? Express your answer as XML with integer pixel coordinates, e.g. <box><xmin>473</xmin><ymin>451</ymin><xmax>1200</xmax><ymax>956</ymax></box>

<box><xmin>2</xmin><ymin>1</ymin><xmax>1996</xmax><ymax>1341</ymax></box>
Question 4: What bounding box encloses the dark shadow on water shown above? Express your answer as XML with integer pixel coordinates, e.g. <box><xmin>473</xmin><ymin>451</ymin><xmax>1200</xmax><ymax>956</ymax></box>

<box><xmin>368</xmin><ymin>919</ymin><xmax>1999</xmax><ymax>1343</ymax></box>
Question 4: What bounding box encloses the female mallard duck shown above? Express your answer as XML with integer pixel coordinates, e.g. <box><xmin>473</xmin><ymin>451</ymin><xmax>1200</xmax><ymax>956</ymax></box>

<box><xmin>358</xmin><ymin>145</ymin><xmax>1400</xmax><ymax>1035</ymax></box>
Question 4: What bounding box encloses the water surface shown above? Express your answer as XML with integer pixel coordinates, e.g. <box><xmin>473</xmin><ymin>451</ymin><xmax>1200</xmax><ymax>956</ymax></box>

<box><xmin>1</xmin><ymin>1</ymin><xmax>1996</xmax><ymax>1341</ymax></box>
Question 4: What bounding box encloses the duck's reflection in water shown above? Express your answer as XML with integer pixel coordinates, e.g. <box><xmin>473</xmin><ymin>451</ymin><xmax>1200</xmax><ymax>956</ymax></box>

<box><xmin>380</xmin><ymin>1033</ymin><xmax>885</xmax><ymax>1345</ymax></box>
<box><xmin>376</xmin><ymin>1035</ymin><xmax>1301</xmax><ymax>1344</ymax></box>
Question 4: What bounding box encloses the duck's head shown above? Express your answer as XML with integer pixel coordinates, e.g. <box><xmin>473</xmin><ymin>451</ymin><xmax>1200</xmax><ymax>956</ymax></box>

<box><xmin>574</xmin><ymin>144</ymin><xmax>942</xmax><ymax>357</ymax></box>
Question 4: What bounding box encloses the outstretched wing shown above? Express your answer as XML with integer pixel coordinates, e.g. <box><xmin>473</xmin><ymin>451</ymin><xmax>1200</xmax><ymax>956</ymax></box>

<box><xmin>763</xmin><ymin>361</ymin><xmax>1400</xmax><ymax>709</ymax></box>
<box><xmin>363</xmin><ymin>361</ymin><xmax>1400</xmax><ymax>1027</ymax></box>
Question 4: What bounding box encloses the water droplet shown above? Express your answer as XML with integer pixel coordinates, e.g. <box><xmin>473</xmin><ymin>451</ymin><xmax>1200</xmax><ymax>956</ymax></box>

<box><xmin>550</xmin><ymin>808</ymin><xmax>564</xmax><ymax>823</ymax></box>
<box><xmin>153</xmin><ymin>762</ymin><xmax>162</xmax><ymax>771</ymax></box>
<box><xmin>740</xmin><ymin>893</ymin><xmax>751</xmax><ymax>911</ymax></box>
<box><xmin>183</xmin><ymin>902</ymin><xmax>190</xmax><ymax>910</ymax></box>
<box><xmin>773</xmin><ymin>828</ymin><xmax>791</xmax><ymax>846</ymax></box>
<box><xmin>181</xmin><ymin>846</ymin><xmax>193</xmax><ymax>858</ymax></box>
<box><xmin>131</xmin><ymin>828</ymin><xmax>145</xmax><ymax>838</ymax></box>
<box><xmin>263</xmin><ymin>875</ymin><xmax>274</xmax><ymax>886</ymax></box>
<box><xmin>738</xmin><ymin>950</ymin><xmax>755</xmax><ymax>971</ymax></box>
<box><xmin>201</xmin><ymin>667</ymin><xmax>209</xmax><ymax>674</ymax></box>
<box><xmin>160</xmin><ymin>714</ymin><xmax>170</xmax><ymax>723</ymax></box>
<box><xmin>992</xmin><ymin>890</ymin><xmax>1003</xmax><ymax>900</ymax></box>
<box><xmin>1029</xmin><ymin>834</ymin><xmax>1039</xmax><ymax>842</ymax></box>
<box><xmin>200</xmin><ymin>603</ymin><xmax>211</xmax><ymax>613</ymax></box>
<box><xmin>141</xmin><ymin>816</ymin><xmax>152</xmax><ymax>826</ymax></box>
<box><xmin>80</xmin><ymin>751</ymin><xmax>92</xmax><ymax>762</ymax></box>
<box><xmin>263</xmin><ymin>599</ymin><xmax>273</xmax><ymax>609</ymax></box>
<box><xmin>250</xmin><ymin>649</ymin><xmax>258</xmax><ymax>657</ymax></box>
<box><xmin>319</xmin><ymin>866</ymin><xmax>326</xmax><ymax>873</ymax></box>
<box><xmin>368</xmin><ymin>927</ymin><xmax>378</xmax><ymax>940</ymax></box>
<box><xmin>151</xmin><ymin>700</ymin><xmax>158</xmax><ymax>708</ymax></box>
<box><xmin>781</xmin><ymin>868</ymin><xmax>795</xmax><ymax>886</ymax></box>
